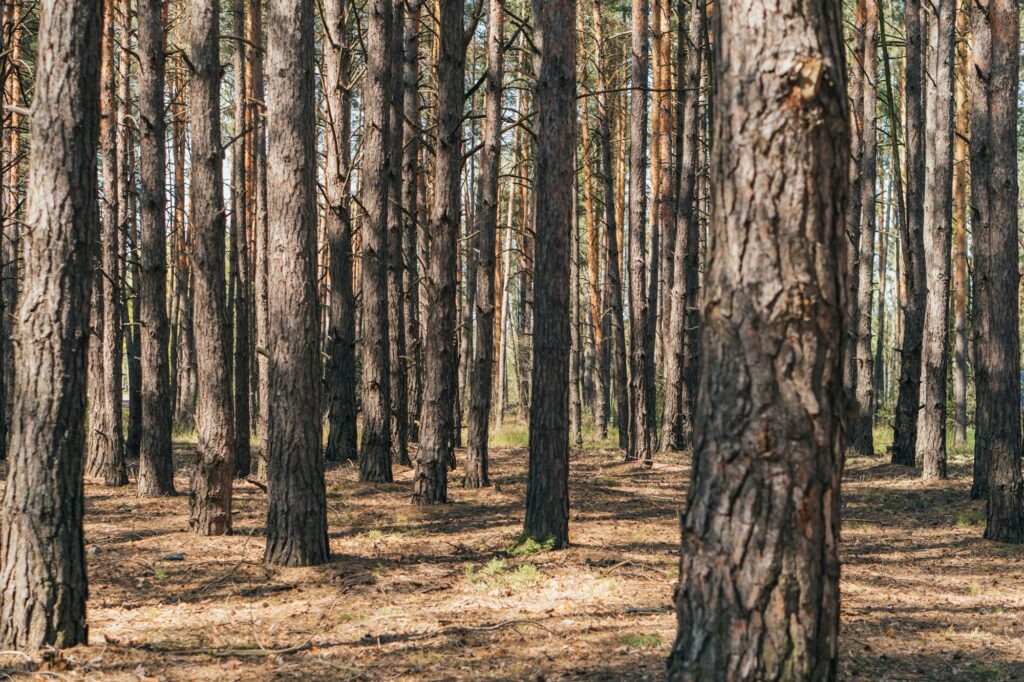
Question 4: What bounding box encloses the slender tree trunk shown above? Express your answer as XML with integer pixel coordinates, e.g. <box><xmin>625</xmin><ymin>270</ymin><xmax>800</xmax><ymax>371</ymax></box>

<box><xmin>360</xmin><ymin>0</ymin><xmax>395</xmax><ymax>482</ymax></box>
<box><xmin>87</xmin><ymin>0</ymin><xmax>128</xmax><ymax>486</ymax></box>
<box><xmin>137</xmin><ymin>0</ymin><xmax>176</xmax><ymax>496</ymax></box>
<box><xmin>0</xmin><ymin>0</ymin><xmax>100</xmax><ymax>648</ymax></box>
<box><xmin>951</xmin><ymin>0</ymin><xmax>970</xmax><ymax>449</ymax></box>
<box><xmin>188</xmin><ymin>0</ymin><xmax>236</xmax><ymax>535</ymax></box>
<box><xmin>892</xmin><ymin>0</ymin><xmax>927</xmax><ymax>467</ymax></box>
<box><xmin>402</xmin><ymin>1</ymin><xmax>423</xmax><ymax>442</ymax></box>
<box><xmin>970</xmin><ymin>0</ymin><xmax>1024</xmax><ymax>542</ymax></box>
<box><xmin>232</xmin><ymin>0</ymin><xmax>252</xmax><ymax>478</ymax></box>
<box><xmin>264</xmin><ymin>0</ymin><xmax>330</xmax><ymax>566</ymax></box>
<box><xmin>570</xmin><ymin>187</ymin><xmax>583</xmax><ymax>447</ymax></box>
<box><xmin>667</xmin><ymin>0</ymin><xmax>850</xmax><ymax>670</ymax></box>
<box><xmin>660</xmin><ymin>0</ymin><xmax>703</xmax><ymax>452</ymax></box>
<box><xmin>626</xmin><ymin>0</ymin><xmax>654</xmax><ymax>464</ymax></box>
<box><xmin>845</xmin><ymin>0</ymin><xmax>865</xmax><ymax>421</ymax></box>
<box><xmin>917</xmin><ymin>0</ymin><xmax>956</xmax><ymax>478</ymax></box>
<box><xmin>250</xmin><ymin>0</ymin><xmax>270</xmax><ymax>474</ymax></box>
<box><xmin>524</xmin><ymin>0</ymin><xmax>576</xmax><ymax>548</ymax></box>
<box><xmin>466</xmin><ymin>0</ymin><xmax>503</xmax><ymax>488</ymax></box>
<box><xmin>324</xmin><ymin>0</ymin><xmax>359</xmax><ymax>463</ymax></box>
<box><xmin>874</xmin><ymin>187</ymin><xmax>889</xmax><ymax>416</ymax></box>
<box><xmin>412</xmin><ymin>0</ymin><xmax>463</xmax><ymax>504</ymax></box>
<box><xmin>581</xmin><ymin>97</ymin><xmax>608</xmax><ymax>439</ymax></box>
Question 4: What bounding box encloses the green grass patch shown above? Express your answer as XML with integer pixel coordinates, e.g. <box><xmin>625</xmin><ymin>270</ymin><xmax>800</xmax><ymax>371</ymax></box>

<box><xmin>507</xmin><ymin>534</ymin><xmax>555</xmax><ymax>557</ymax></box>
<box><xmin>465</xmin><ymin>559</ymin><xmax>540</xmax><ymax>591</ymax></box>
<box><xmin>956</xmin><ymin>509</ymin><xmax>985</xmax><ymax>527</ymax></box>
<box><xmin>619</xmin><ymin>633</ymin><xmax>662</xmax><ymax>649</ymax></box>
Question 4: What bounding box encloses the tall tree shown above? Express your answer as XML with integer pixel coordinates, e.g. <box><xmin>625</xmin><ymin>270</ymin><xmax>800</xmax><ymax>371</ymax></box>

<box><xmin>87</xmin><ymin>0</ymin><xmax>128</xmax><ymax>486</ymax></box>
<box><xmin>359</xmin><ymin>0</ymin><xmax>394</xmax><ymax>482</ymax></box>
<box><xmin>626</xmin><ymin>0</ymin><xmax>654</xmax><ymax>464</ymax></box>
<box><xmin>137</xmin><ymin>0</ymin><xmax>177</xmax><ymax>496</ymax></box>
<box><xmin>264</xmin><ymin>0</ymin><xmax>330</xmax><ymax>565</ymax></box>
<box><xmin>666</xmin><ymin>0</ymin><xmax>850</xmax><ymax>674</ymax></box>
<box><xmin>324</xmin><ymin>0</ymin><xmax>358</xmax><ymax>462</ymax></box>
<box><xmin>466</xmin><ymin>0</ymin><xmax>504</xmax><ymax>488</ymax></box>
<box><xmin>412</xmin><ymin>0</ymin><xmax>463</xmax><ymax>504</ymax></box>
<box><xmin>188</xmin><ymin>0</ymin><xmax>236</xmax><ymax>534</ymax></box>
<box><xmin>891</xmin><ymin>0</ymin><xmax>927</xmax><ymax>466</ymax></box>
<box><xmin>970</xmin><ymin>0</ymin><xmax>1023</xmax><ymax>542</ymax></box>
<box><xmin>0</xmin><ymin>0</ymin><xmax>101</xmax><ymax>648</ymax></box>
<box><xmin>951</xmin><ymin>0</ymin><xmax>970</xmax><ymax>450</ymax></box>
<box><xmin>524</xmin><ymin>0</ymin><xmax>576</xmax><ymax>547</ymax></box>
<box><xmin>917</xmin><ymin>0</ymin><xmax>956</xmax><ymax>479</ymax></box>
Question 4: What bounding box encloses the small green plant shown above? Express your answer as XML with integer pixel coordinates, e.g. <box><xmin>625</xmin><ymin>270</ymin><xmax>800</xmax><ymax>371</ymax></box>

<box><xmin>153</xmin><ymin>569</ymin><xmax>168</xmax><ymax>581</ymax></box>
<box><xmin>619</xmin><ymin>633</ymin><xmax>662</xmax><ymax>649</ymax></box>
<box><xmin>483</xmin><ymin>558</ymin><xmax>509</xmax><ymax>575</ymax></box>
<box><xmin>956</xmin><ymin>509</ymin><xmax>985</xmax><ymax>527</ymax></box>
<box><xmin>508</xmin><ymin>534</ymin><xmax>555</xmax><ymax>557</ymax></box>
<box><xmin>465</xmin><ymin>559</ymin><xmax>540</xmax><ymax>591</ymax></box>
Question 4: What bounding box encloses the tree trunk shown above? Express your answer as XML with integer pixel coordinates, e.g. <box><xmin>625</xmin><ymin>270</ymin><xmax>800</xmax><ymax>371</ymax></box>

<box><xmin>667</xmin><ymin>0</ymin><xmax>850</xmax><ymax>672</ymax></box>
<box><xmin>466</xmin><ymin>0</ymin><xmax>503</xmax><ymax>488</ymax></box>
<box><xmin>359</xmin><ymin>0</ymin><xmax>394</xmax><ymax>483</ymax></box>
<box><xmin>0</xmin><ymin>0</ymin><xmax>100</xmax><ymax>648</ymax></box>
<box><xmin>917</xmin><ymin>0</ymin><xmax>956</xmax><ymax>479</ymax></box>
<box><xmin>188</xmin><ymin>0</ymin><xmax>236</xmax><ymax>535</ymax></box>
<box><xmin>892</xmin><ymin>0</ymin><xmax>927</xmax><ymax>467</ymax></box>
<box><xmin>970</xmin><ymin>0</ymin><xmax>1024</xmax><ymax>542</ymax></box>
<box><xmin>324</xmin><ymin>0</ymin><xmax>358</xmax><ymax>463</ymax></box>
<box><xmin>874</xmin><ymin>188</ymin><xmax>889</xmax><ymax>414</ymax></box>
<box><xmin>951</xmin><ymin>0</ymin><xmax>970</xmax><ymax>449</ymax></box>
<box><xmin>412</xmin><ymin>0</ymin><xmax>463</xmax><ymax>504</ymax></box>
<box><xmin>87</xmin><ymin>0</ymin><xmax>128</xmax><ymax>486</ymax></box>
<box><xmin>264</xmin><ymin>0</ymin><xmax>330</xmax><ymax>566</ymax></box>
<box><xmin>626</xmin><ymin>0</ymin><xmax>654</xmax><ymax>464</ymax></box>
<box><xmin>592</xmin><ymin>2</ymin><xmax>628</xmax><ymax>450</ymax></box>
<box><xmin>850</xmin><ymin>0</ymin><xmax>879</xmax><ymax>456</ymax></box>
<box><xmin>524</xmin><ymin>0</ymin><xmax>575</xmax><ymax>548</ymax></box>
<box><xmin>845</xmin><ymin>0</ymin><xmax>865</xmax><ymax>423</ymax></box>
<box><xmin>122</xmin><ymin>0</ymin><xmax>142</xmax><ymax>463</ymax></box>
<box><xmin>660</xmin><ymin>0</ymin><xmax>703</xmax><ymax>452</ymax></box>
<box><xmin>137</xmin><ymin>0</ymin><xmax>176</xmax><ymax>496</ymax></box>
<box><xmin>402</xmin><ymin>1</ymin><xmax>423</xmax><ymax>443</ymax></box>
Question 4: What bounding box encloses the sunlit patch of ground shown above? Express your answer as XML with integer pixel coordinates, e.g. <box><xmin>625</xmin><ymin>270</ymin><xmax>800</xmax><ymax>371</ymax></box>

<box><xmin>0</xmin><ymin>424</ymin><xmax>1021</xmax><ymax>680</ymax></box>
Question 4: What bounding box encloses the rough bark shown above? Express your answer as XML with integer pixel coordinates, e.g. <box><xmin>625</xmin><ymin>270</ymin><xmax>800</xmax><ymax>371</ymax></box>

<box><xmin>264</xmin><ymin>0</ymin><xmax>330</xmax><ymax>566</ymax></box>
<box><xmin>970</xmin><ymin>0</ymin><xmax>1024</xmax><ymax>542</ymax></box>
<box><xmin>0</xmin><ymin>0</ymin><xmax>100</xmax><ymax>649</ymax></box>
<box><xmin>660</xmin><ymin>0</ymin><xmax>703</xmax><ymax>452</ymax></box>
<box><xmin>951</xmin><ymin>0</ymin><xmax>970</xmax><ymax>449</ymax></box>
<box><xmin>359</xmin><ymin>0</ymin><xmax>394</xmax><ymax>483</ymax></box>
<box><xmin>232</xmin><ymin>0</ymin><xmax>252</xmax><ymax>479</ymax></box>
<box><xmin>891</xmin><ymin>0</ymin><xmax>927</xmax><ymax>467</ymax></box>
<box><xmin>917</xmin><ymin>0</ymin><xmax>956</xmax><ymax>479</ymax></box>
<box><xmin>524</xmin><ymin>0</ymin><xmax>576</xmax><ymax>548</ymax></box>
<box><xmin>137</xmin><ymin>0</ymin><xmax>176</xmax><ymax>496</ymax></box>
<box><xmin>188</xmin><ymin>0</ymin><xmax>236</xmax><ymax>535</ymax></box>
<box><xmin>667</xmin><ymin>0</ymin><xmax>850</xmax><ymax>673</ymax></box>
<box><xmin>412</xmin><ymin>0</ymin><xmax>463</xmax><ymax>504</ymax></box>
<box><xmin>402</xmin><ymin>1</ymin><xmax>423</xmax><ymax>442</ymax></box>
<box><xmin>465</xmin><ymin>0</ymin><xmax>503</xmax><ymax>488</ymax></box>
<box><xmin>324</xmin><ymin>0</ymin><xmax>359</xmax><ymax>463</ymax></box>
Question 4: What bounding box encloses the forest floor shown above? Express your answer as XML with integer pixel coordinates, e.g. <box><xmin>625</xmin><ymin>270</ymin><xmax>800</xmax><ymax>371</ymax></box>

<box><xmin>1</xmin><ymin>426</ymin><xmax>1023</xmax><ymax>680</ymax></box>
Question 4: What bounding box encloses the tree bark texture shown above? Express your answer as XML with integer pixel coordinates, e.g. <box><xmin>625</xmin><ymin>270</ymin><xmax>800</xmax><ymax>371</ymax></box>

<box><xmin>951</xmin><ymin>0</ymin><xmax>970</xmax><ymax>450</ymax></box>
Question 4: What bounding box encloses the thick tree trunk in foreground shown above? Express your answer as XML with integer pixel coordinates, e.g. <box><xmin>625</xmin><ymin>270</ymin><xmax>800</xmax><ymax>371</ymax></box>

<box><xmin>0</xmin><ymin>0</ymin><xmax>100</xmax><ymax>649</ymax></box>
<box><xmin>660</xmin><ymin>0</ymin><xmax>703</xmax><ymax>452</ymax></box>
<box><xmin>137</xmin><ymin>0</ymin><xmax>176</xmax><ymax>496</ymax></box>
<box><xmin>626</xmin><ymin>0</ymin><xmax>653</xmax><ymax>464</ymax></box>
<box><xmin>188</xmin><ymin>0</ymin><xmax>235</xmax><ymax>535</ymax></box>
<box><xmin>667</xmin><ymin>0</ymin><xmax>850</xmax><ymax>674</ymax></box>
<box><xmin>917</xmin><ymin>0</ymin><xmax>956</xmax><ymax>479</ymax></box>
<box><xmin>359</xmin><ymin>0</ymin><xmax>394</xmax><ymax>482</ymax></box>
<box><xmin>87</xmin><ymin>1</ymin><xmax>128</xmax><ymax>486</ymax></box>
<box><xmin>892</xmin><ymin>0</ymin><xmax>926</xmax><ymax>467</ymax></box>
<box><xmin>324</xmin><ymin>0</ymin><xmax>358</xmax><ymax>463</ymax></box>
<box><xmin>264</xmin><ymin>0</ymin><xmax>329</xmax><ymax>566</ymax></box>
<box><xmin>971</xmin><ymin>0</ymin><xmax>1024</xmax><ymax>542</ymax></box>
<box><xmin>465</xmin><ymin>0</ymin><xmax>503</xmax><ymax>489</ymax></box>
<box><xmin>524</xmin><ymin>0</ymin><xmax>576</xmax><ymax>548</ymax></box>
<box><xmin>413</xmin><ymin>0</ymin><xmax>463</xmax><ymax>504</ymax></box>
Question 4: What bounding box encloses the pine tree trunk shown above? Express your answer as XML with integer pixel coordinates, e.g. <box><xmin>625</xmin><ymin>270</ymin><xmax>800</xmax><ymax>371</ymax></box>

<box><xmin>324</xmin><ymin>0</ymin><xmax>359</xmax><ymax>463</ymax></box>
<box><xmin>951</xmin><ymin>0</ymin><xmax>970</xmax><ymax>449</ymax></box>
<box><xmin>667</xmin><ymin>0</ymin><xmax>850</xmax><ymax>671</ymax></box>
<box><xmin>892</xmin><ymin>0</ymin><xmax>927</xmax><ymax>467</ymax></box>
<box><xmin>137</xmin><ymin>0</ymin><xmax>176</xmax><ymax>496</ymax></box>
<box><xmin>359</xmin><ymin>0</ymin><xmax>395</xmax><ymax>483</ymax></box>
<box><xmin>402</xmin><ymin>1</ymin><xmax>423</xmax><ymax>442</ymax></box>
<box><xmin>466</xmin><ymin>0</ymin><xmax>503</xmax><ymax>488</ymax></box>
<box><xmin>660</xmin><ymin>0</ymin><xmax>703</xmax><ymax>452</ymax></box>
<box><xmin>264</xmin><ymin>0</ymin><xmax>330</xmax><ymax>566</ymax></box>
<box><xmin>917</xmin><ymin>0</ymin><xmax>956</xmax><ymax>479</ymax></box>
<box><xmin>845</xmin><ymin>0</ymin><xmax>865</xmax><ymax>423</ymax></box>
<box><xmin>412</xmin><ymin>0</ymin><xmax>463</xmax><ymax>504</ymax></box>
<box><xmin>188</xmin><ymin>0</ymin><xmax>236</xmax><ymax>535</ymax></box>
<box><xmin>0</xmin><ymin>0</ymin><xmax>100</xmax><ymax>648</ymax></box>
<box><xmin>970</xmin><ymin>0</ymin><xmax>1024</xmax><ymax>542</ymax></box>
<box><xmin>87</xmin><ymin>1</ymin><xmax>128</xmax><ymax>486</ymax></box>
<box><xmin>524</xmin><ymin>0</ymin><xmax>575</xmax><ymax>548</ymax></box>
